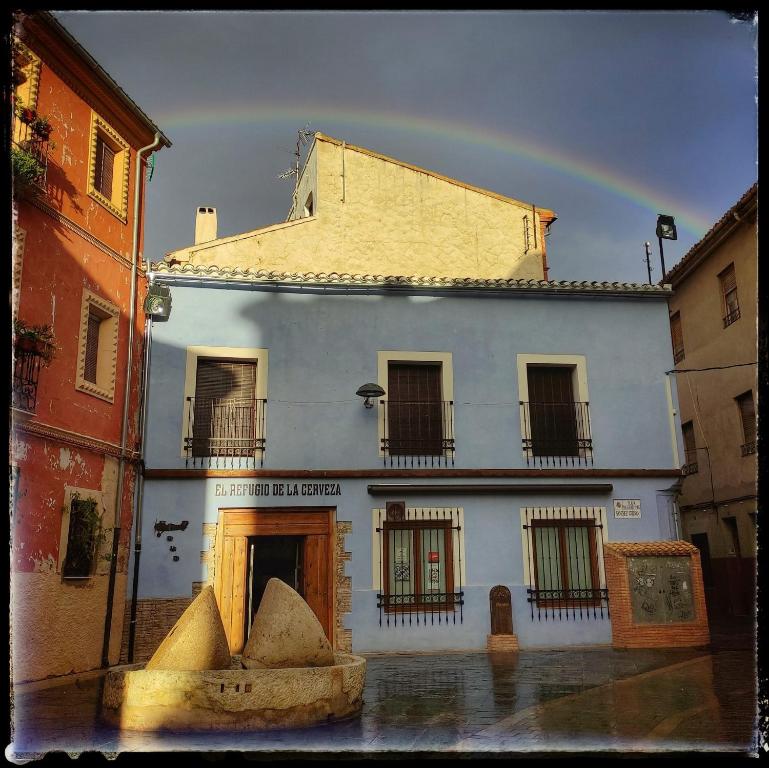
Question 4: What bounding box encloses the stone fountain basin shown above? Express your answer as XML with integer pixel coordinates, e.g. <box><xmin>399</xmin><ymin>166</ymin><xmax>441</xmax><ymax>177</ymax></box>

<box><xmin>101</xmin><ymin>653</ymin><xmax>366</xmax><ymax>731</ymax></box>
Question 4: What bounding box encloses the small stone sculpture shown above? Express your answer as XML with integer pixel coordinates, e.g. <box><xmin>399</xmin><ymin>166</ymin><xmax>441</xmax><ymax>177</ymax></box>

<box><xmin>242</xmin><ymin>578</ymin><xmax>335</xmax><ymax>669</ymax></box>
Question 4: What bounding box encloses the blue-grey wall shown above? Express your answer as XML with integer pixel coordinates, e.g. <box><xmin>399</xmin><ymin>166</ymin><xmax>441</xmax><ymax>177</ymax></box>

<box><xmin>144</xmin><ymin>284</ymin><xmax>681</xmax><ymax>471</ymax></box>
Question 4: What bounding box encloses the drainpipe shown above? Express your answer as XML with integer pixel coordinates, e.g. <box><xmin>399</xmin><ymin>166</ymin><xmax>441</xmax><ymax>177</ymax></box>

<box><xmin>127</xmin><ymin>309</ymin><xmax>153</xmax><ymax>661</ymax></box>
<box><xmin>101</xmin><ymin>132</ymin><xmax>162</xmax><ymax>668</ymax></box>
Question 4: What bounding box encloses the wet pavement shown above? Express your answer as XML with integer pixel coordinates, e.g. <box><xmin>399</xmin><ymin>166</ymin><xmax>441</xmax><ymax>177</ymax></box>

<box><xmin>7</xmin><ymin>645</ymin><xmax>760</xmax><ymax>758</ymax></box>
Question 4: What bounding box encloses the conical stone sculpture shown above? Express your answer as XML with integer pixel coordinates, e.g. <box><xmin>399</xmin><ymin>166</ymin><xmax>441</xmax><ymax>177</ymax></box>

<box><xmin>145</xmin><ymin>585</ymin><xmax>231</xmax><ymax>671</ymax></box>
<box><xmin>242</xmin><ymin>578</ymin><xmax>335</xmax><ymax>669</ymax></box>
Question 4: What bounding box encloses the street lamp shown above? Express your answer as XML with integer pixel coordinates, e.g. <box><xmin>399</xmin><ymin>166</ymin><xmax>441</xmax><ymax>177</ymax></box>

<box><xmin>655</xmin><ymin>214</ymin><xmax>677</xmax><ymax>280</ymax></box>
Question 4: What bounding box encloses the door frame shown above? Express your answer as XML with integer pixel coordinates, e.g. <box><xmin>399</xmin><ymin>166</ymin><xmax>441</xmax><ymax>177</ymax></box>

<box><xmin>213</xmin><ymin>506</ymin><xmax>335</xmax><ymax>654</ymax></box>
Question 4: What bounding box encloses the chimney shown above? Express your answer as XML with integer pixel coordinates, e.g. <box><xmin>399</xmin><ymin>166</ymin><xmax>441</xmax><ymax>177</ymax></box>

<box><xmin>194</xmin><ymin>207</ymin><xmax>217</xmax><ymax>245</ymax></box>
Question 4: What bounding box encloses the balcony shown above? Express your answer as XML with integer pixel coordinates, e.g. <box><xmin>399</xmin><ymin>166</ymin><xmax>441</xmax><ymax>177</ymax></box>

<box><xmin>520</xmin><ymin>401</ymin><xmax>593</xmax><ymax>467</ymax></box>
<box><xmin>380</xmin><ymin>400</ymin><xmax>455</xmax><ymax>467</ymax></box>
<box><xmin>12</xmin><ymin>118</ymin><xmax>51</xmax><ymax>193</ymax></box>
<box><xmin>682</xmin><ymin>450</ymin><xmax>699</xmax><ymax>475</ymax></box>
<box><xmin>740</xmin><ymin>441</ymin><xmax>756</xmax><ymax>457</ymax></box>
<box><xmin>185</xmin><ymin>397</ymin><xmax>266</xmax><ymax>468</ymax></box>
<box><xmin>723</xmin><ymin>306</ymin><xmax>741</xmax><ymax>328</ymax></box>
<box><xmin>12</xmin><ymin>348</ymin><xmax>44</xmax><ymax>414</ymax></box>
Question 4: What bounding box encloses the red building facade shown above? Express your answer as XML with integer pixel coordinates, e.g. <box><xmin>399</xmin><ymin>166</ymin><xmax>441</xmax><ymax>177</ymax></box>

<box><xmin>10</xmin><ymin>11</ymin><xmax>170</xmax><ymax>682</ymax></box>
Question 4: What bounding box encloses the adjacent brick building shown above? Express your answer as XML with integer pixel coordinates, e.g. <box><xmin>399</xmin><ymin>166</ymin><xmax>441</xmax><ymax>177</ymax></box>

<box><xmin>10</xmin><ymin>11</ymin><xmax>170</xmax><ymax>682</ymax></box>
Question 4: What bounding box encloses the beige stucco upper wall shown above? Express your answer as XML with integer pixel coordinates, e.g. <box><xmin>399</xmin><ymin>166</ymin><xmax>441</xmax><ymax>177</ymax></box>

<box><xmin>167</xmin><ymin>134</ymin><xmax>555</xmax><ymax>280</ymax></box>
<box><xmin>668</xmin><ymin>212</ymin><xmax>757</xmax><ymax>513</ymax></box>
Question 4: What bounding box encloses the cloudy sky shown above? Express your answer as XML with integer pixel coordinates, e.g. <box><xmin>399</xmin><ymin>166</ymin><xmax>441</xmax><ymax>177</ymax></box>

<box><xmin>55</xmin><ymin>10</ymin><xmax>757</xmax><ymax>283</ymax></box>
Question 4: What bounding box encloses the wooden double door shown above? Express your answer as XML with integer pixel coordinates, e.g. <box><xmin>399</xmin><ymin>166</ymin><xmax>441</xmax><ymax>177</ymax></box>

<box><xmin>213</xmin><ymin>507</ymin><xmax>334</xmax><ymax>654</ymax></box>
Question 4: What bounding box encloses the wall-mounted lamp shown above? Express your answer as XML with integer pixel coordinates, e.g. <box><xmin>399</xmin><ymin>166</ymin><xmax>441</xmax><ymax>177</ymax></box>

<box><xmin>655</xmin><ymin>214</ymin><xmax>677</xmax><ymax>279</ymax></box>
<box><xmin>144</xmin><ymin>282</ymin><xmax>172</xmax><ymax>321</ymax></box>
<box><xmin>356</xmin><ymin>383</ymin><xmax>385</xmax><ymax>408</ymax></box>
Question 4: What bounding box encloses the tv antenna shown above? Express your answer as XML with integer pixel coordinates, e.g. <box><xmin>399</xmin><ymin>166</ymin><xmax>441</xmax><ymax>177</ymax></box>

<box><xmin>277</xmin><ymin>123</ymin><xmax>316</xmax><ymax>198</ymax></box>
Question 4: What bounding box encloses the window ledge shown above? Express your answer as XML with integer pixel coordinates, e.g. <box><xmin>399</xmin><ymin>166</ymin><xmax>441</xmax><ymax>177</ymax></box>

<box><xmin>75</xmin><ymin>379</ymin><xmax>115</xmax><ymax>403</ymax></box>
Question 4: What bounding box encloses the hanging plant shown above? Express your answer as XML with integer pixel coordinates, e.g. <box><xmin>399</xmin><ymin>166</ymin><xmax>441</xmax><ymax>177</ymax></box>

<box><xmin>11</xmin><ymin>146</ymin><xmax>45</xmax><ymax>189</ymax></box>
<box><xmin>30</xmin><ymin>116</ymin><xmax>53</xmax><ymax>140</ymax></box>
<box><xmin>13</xmin><ymin>319</ymin><xmax>56</xmax><ymax>364</ymax></box>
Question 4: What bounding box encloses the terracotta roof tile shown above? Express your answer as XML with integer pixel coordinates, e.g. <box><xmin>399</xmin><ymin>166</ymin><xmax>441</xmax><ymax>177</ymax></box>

<box><xmin>605</xmin><ymin>541</ymin><xmax>699</xmax><ymax>557</ymax></box>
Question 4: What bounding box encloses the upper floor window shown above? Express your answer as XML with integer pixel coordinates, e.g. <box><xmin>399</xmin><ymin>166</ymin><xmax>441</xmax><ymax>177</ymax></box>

<box><xmin>75</xmin><ymin>290</ymin><xmax>119</xmax><ymax>402</ymax></box>
<box><xmin>682</xmin><ymin>420</ymin><xmax>698</xmax><ymax>474</ymax></box>
<box><xmin>88</xmin><ymin>112</ymin><xmax>130</xmax><ymax>222</ymax></box>
<box><xmin>377</xmin><ymin>352</ymin><xmax>455</xmax><ymax>467</ymax></box>
<box><xmin>182</xmin><ymin>346</ymin><xmax>268</xmax><ymax>468</ymax></box>
<box><xmin>736</xmin><ymin>391</ymin><xmax>755</xmax><ymax>456</ymax></box>
<box><xmin>719</xmin><ymin>263</ymin><xmax>740</xmax><ymax>328</ymax></box>
<box><xmin>670</xmin><ymin>311</ymin><xmax>685</xmax><ymax>363</ymax></box>
<box><xmin>517</xmin><ymin>355</ymin><xmax>593</xmax><ymax>467</ymax></box>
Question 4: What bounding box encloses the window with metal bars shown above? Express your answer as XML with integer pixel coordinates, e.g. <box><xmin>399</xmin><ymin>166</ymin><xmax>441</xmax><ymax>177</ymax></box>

<box><xmin>682</xmin><ymin>421</ymin><xmax>698</xmax><ymax>474</ymax></box>
<box><xmin>376</xmin><ymin>505</ymin><xmax>464</xmax><ymax>627</ymax></box>
<box><xmin>62</xmin><ymin>496</ymin><xmax>100</xmax><ymax>579</ymax></box>
<box><xmin>94</xmin><ymin>135</ymin><xmax>115</xmax><ymax>199</ymax></box>
<box><xmin>736</xmin><ymin>391</ymin><xmax>755</xmax><ymax>456</ymax></box>
<box><xmin>382</xmin><ymin>363</ymin><xmax>454</xmax><ymax>466</ymax></box>
<box><xmin>523</xmin><ymin>506</ymin><xmax>608</xmax><ymax>621</ymax></box>
<box><xmin>521</xmin><ymin>365</ymin><xmax>593</xmax><ymax>466</ymax></box>
<box><xmin>185</xmin><ymin>358</ymin><xmax>265</xmax><ymax>465</ymax></box>
<box><xmin>670</xmin><ymin>311</ymin><xmax>685</xmax><ymax>363</ymax></box>
<box><xmin>719</xmin><ymin>263</ymin><xmax>740</xmax><ymax>327</ymax></box>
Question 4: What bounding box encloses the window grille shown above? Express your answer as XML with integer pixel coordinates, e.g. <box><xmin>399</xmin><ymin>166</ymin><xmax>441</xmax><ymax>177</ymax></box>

<box><xmin>381</xmin><ymin>363</ymin><xmax>455</xmax><ymax>467</ymax></box>
<box><xmin>682</xmin><ymin>421</ymin><xmax>698</xmax><ymax>474</ymax></box>
<box><xmin>521</xmin><ymin>366</ymin><xmax>593</xmax><ymax>466</ymax></box>
<box><xmin>12</xmin><ymin>348</ymin><xmax>43</xmax><ymax>412</ymax></box>
<box><xmin>523</xmin><ymin>506</ymin><xmax>608</xmax><ymax>621</ymax></box>
<box><xmin>736</xmin><ymin>391</ymin><xmax>756</xmax><ymax>455</ymax></box>
<box><xmin>185</xmin><ymin>359</ymin><xmax>265</xmax><ymax>468</ymax></box>
<box><xmin>719</xmin><ymin>264</ymin><xmax>740</xmax><ymax>327</ymax></box>
<box><xmin>670</xmin><ymin>312</ymin><xmax>685</xmax><ymax>363</ymax></box>
<box><xmin>62</xmin><ymin>497</ymin><xmax>100</xmax><ymax>578</ymax></box>
<box><xmin>376</xmin><ymin>505</ymin><xmax>464</xmax><ymax>627</ymax></box>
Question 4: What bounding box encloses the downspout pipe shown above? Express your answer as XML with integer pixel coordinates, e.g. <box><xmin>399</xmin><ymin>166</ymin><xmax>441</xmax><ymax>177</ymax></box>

<box><xmin>101</xmin><ymin>132</ymin><xmax>162</xmax><ymax>668</ymax></box>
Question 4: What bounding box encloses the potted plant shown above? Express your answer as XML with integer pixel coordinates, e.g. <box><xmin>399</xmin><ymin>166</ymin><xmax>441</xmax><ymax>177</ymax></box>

<box><xmin>31</xmin><ymin>115</ymin><xmax>53</xmax><ymax>141</ymax></box>
<box><xmin>19</xmin><ymin>106</ymin><xmax>36</xmax><ymax>124</ymax></box>
<box><xmin>14</xmin><ymin>320</ymin><xmax>56</xmax><ymax>364</ymax></box>
<box><xmin>11</xmin><ymin>146</ymin><xmax>45</xmax><ymax>189</ymax></box>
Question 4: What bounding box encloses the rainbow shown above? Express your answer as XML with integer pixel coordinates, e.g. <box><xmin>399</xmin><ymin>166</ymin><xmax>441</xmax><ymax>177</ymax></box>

<box><xmin>157</xmin><ymin>104</ymin><xmax>715</xmax><ymax>236</ymax></box>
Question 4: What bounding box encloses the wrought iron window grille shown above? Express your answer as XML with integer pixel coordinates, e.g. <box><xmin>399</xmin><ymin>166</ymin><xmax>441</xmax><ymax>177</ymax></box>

<box><xmin>723</xmin><ymin>307</ymin><xmax>741</xmax><ymax>328</ymax></box>
<box><xmin>740</xmin><ymin>441</ymin><xmax>756</xmax><ymax>457</ymax></box>
<box><xmin>184</xmin><ymin>396</ymin><xmax>266</xmax><ymax>469</ymax></box>
<box><xmin>682</xmin><ymin>449</ymin><xmax>699</xmax><ymax>475</ymax></box>
<box><xmin>376</xmin><ymin>506</ymin><xmax>464</xmax><ymax>627</ymax></box>
<box><xmin>12</xmin><ymin>348</ymin><xmax>43</xmax><ymax>413</ymax></box>
<box><xmin>380</xmin><ymin>399</ymin><xmax>455</xmax><ymax>467</ymax></box>
<box><xmin>520</xmin><ymin>401</ymin><xmax>593</xmax><ymax>467</ymax></box>
<box><xmin>523</xmin><ymin>506</ymin><xmax>609</xmax><ymax>621</ymax></box>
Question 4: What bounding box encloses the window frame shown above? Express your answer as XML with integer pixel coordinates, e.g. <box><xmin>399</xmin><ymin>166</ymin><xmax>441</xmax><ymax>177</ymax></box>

<box><xmin>75</xmin><ymin>289</ymin><xmax>120</xmax><ymax>402</ymax></box>
<box><xmin>181</xmin><ymin>346</ymin><xmax>269</xmax><ymax>459</ymax></box>
<box><xmin>681</xmin><ymin>420</ymin><xmax>698</xmax><ymax>474</ymax></box>
<box><xmin>382</xmin><ymin>519</ymin><xmax>455</xmax><ymax>613</ymax></box>
<box><xmin>377</xmin><ymin>351</ymin><xmax>454</xmax><ymax>460</ymax></box>
<box><xmin>58</xmin><ymin>486</ymin><xmax>107</xmax><ymax>580</ymax></box>
<box><xmin>735</xmin><ymin>390</ymin><xmax>755</xmax><ymax>455</ymax></box>
<box><xmin>87</xmin><ymin>112</ymin><xmax>130</xmax><ymax>222</ymax></box>
<box><xmin>718</xmin><ymin>263</ymin><xmax>740</xmax><ymax>328</ymax></box>
<box><xmin>670</xmin><ymin>311</ymin><xmax>685</xmax><ymax>363</ymax></box>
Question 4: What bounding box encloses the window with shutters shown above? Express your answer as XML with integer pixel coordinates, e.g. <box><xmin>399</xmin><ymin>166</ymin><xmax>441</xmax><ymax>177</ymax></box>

<box><xmin>376</xmin><ymin>352</ymin><xmax>455</xmax><ymax>467</ymax></box>
<box><xmin>517</xmin><ymin>355</ymin><xmax>593</xmax><ymax>466</ymax></box>
<box><xmin>75</xmin><ymin>290</ymin><xmax>119</xmax><ymax>402</ymax></box>
<box><xmin>182</xmin><ymin>346</ymin><xmax>269</xmax><ymax>467</ymax></box>
<box><xmin>670</xmin><ymin>311</ymin><xmax>685</xmax><ymax>363</ymax></box>
<box><xmin>719</xmin><ymin>263</ymin><xmax>740</xmax><ymax>327</ymax></box>
<box><xmin>736</xmin><ymin>391</ymin><xmax>755</xmax><ymax>456</ymax></box>
<box><xmin>87</xmin><ymin>112</ymin><xmax>130</xmax><ymax>221</ymax></box>
<box><xmin>682</xmin><ymin>421</ymin><xmax>698</xmax><ymax>474</ymax></box>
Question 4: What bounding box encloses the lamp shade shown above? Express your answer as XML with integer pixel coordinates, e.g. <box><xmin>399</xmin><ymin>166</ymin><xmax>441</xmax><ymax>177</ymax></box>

<box><xmin>356</xmin><ymin>383</ymin><xmax>385</xmax><ymax>399</ymax></box>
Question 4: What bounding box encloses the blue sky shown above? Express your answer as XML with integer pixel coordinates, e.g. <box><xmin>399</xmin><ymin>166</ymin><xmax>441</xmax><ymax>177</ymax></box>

<box><xmin>55</xmin><ymin>10</ymin><xmax>757</xmax><ymax>283</ymax></box>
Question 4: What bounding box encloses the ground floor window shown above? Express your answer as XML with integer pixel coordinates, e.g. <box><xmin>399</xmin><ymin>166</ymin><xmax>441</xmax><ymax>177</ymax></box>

<box><xmin>374</xmin><ymin>504</ymin><xmax>464</xmax><ymax>626</ymax></box>
<box><xmin>522</xmin><ymin>506</ymin><xmax>608</xmax><ymax>620</ymax></box>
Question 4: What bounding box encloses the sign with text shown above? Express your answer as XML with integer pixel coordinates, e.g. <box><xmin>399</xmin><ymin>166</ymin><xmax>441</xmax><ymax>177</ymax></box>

<box><xmin>214</xmin><ymin>482</ymin><xmax>341</xmax><ymax>498</ymax></box>
<box><xmin>613</xmin><ymin>499</ymin><xmax>642</xmax><ymax>518</ymax></box>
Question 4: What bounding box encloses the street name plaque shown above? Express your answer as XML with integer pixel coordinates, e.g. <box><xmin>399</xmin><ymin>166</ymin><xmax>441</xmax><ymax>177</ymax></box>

<box><xmin>628</xmin><ymin>556</ymin><xmax>695</xmax><ymax>624</ymax></box>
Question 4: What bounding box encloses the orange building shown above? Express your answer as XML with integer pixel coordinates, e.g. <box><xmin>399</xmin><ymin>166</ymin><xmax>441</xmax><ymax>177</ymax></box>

<box><xmin>10</xmin><ymin>11</ymin><xmax>170</xmax><ymax>682</ymax></box>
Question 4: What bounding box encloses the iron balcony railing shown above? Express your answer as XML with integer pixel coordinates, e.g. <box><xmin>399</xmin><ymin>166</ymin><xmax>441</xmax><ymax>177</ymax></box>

<box><xmin>723</xmin><ymin>306</ymin><xmax>741</xmax><ymax>328</ymax></box>
<box><xmin>185</xmin><ymin>397</ymin><xmax>266</xmax><ymax>468</ymax></box>
<box><xmin>682</xmin><ymin>450</ymin><xmax>699</xmax><ymax>475</ymax></box>
<box><xmin>380</xmin><ymin>399</ymin><xmax>455</xmax><ymax>467</ymax></box>
<box><xmin>740</xmin><ymin>441</ymin><xmax>756</xmax><ymax>457</ymax></box>
<box><xmin>520</xmin><ymin>401</ymin><xmax>593</xmax><ymax>467</ymax></box>
<box><xmin>12</xmin><ymin>348</ymin><xmax>43</xmax><ymax>413</ymax></box>
<box><xmin>12</xmin><ymin>121</ymin><xmax>51</xmax><ymax>191</ymax></box>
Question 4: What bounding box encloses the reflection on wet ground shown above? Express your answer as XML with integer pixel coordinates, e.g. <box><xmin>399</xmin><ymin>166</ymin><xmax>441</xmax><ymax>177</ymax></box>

<box><xmin>9</xmin><ymin>646</ymin><xmax>758</xmax><ymax>757</ymax></box>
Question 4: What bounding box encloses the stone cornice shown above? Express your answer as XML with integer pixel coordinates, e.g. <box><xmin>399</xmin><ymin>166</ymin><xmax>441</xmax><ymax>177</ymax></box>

<box><xmin>150</xmin><ymin>262</ymin><xmax>672</xmax><ymax>298</ymax></box>
<box><xmin>13</xmin><ymin>418</ymin><xmax>140</xmax><ymax>462</ymax></box>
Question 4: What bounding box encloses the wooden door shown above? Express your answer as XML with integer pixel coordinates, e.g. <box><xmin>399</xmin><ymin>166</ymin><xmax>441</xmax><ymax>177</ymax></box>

<box><xmin>214</xmin><ymin>508</ymin><xmax>333</xmax><ymax>654</ymax></box>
